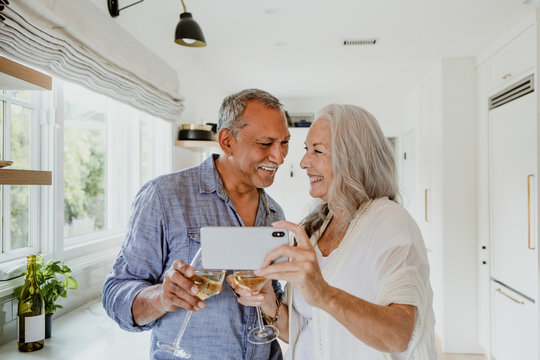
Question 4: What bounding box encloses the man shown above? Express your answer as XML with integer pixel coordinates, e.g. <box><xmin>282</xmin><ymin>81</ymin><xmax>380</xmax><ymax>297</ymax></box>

<box><xmin>102</xmin><ymin>88</ymin><xmax>290</xmax><ymax>360</ymax></box>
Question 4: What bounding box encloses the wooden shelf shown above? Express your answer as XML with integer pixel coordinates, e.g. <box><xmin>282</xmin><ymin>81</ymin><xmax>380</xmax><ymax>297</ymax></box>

<box><xmin>0</xmin><ymin>56</ymin><xmax>52</xmax><ymax>91</ymax></box>
<box><xmin>175</xmin><ymin>140</ymin><xmax>219</xmax><ymax>151</ymax></box>
<box><xmin>0</xmin><ymin>169</ymin><xmax>52</xmax><ymax>185</ymax></box>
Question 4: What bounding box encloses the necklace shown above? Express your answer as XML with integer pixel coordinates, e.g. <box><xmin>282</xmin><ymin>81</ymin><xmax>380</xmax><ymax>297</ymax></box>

<box><xmin>319</xmin><ymin>198</ymin><xmax>377</xmax><ymax>277</ymax></box>
<box><xmin>318</xmin><ymin>198</ymin><xmax>374</xmax><ymax>256</ymax></box>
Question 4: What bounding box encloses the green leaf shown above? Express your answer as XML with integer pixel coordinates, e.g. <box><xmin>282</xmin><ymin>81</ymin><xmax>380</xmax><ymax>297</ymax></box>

<box><xmin>14</xmin><ymin>257</ymin><xmax>79</xmax><ymax>314</ymax></box>
<box><xmin>63</xmin><ymin>276</ymin><xmax>79</xmax><ymax>289</ymax></box>
<box><xmin>46</xmin><ymin>262</ymin><xmax>62</xmax><ymax>274</ymax></box>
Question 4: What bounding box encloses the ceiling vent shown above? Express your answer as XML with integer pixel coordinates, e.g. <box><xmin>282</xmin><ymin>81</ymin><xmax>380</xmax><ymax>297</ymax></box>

<box><xmin>343</xmin><ymin>39</ymin><xmax>377</xmax><ymax>46</ymax></box>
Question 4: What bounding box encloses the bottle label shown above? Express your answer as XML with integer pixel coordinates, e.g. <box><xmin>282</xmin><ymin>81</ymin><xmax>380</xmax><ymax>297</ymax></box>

<box><xmin>22</xmin><ymin>314</ymin><xmax>45</xmax><ymax>342</ymax></box>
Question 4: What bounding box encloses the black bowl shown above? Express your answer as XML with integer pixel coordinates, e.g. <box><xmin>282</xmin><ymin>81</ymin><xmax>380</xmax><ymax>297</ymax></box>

<box><xmin>178</xmin><ymin>129</ymin><xmax>214</xmax><ymax>141</ymax></box>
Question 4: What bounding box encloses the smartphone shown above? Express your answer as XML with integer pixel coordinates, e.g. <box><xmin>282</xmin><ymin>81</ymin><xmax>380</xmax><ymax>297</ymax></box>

<box><xmin>200</xmin><ymin>226</ymin><xmax>289</xmax><ymax>270</ymax></box>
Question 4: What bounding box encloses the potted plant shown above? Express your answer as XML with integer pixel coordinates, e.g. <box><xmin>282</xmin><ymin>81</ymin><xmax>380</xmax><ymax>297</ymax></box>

<box><xmin>14</xmin><ymin>256</ymin><xmax>79</xmax><ymax>338</ymax></box>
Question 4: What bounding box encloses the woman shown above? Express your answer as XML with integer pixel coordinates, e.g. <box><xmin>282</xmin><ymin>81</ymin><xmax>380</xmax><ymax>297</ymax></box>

<box><xmin>228</xmin><ymin>104</ymin><xmax>436</xmax><ymax>359</ymax></box>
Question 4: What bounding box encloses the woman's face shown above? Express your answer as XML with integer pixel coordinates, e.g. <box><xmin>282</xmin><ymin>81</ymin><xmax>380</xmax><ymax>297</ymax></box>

<box><xmin>300</xmin><ymin>118</ymin><xmax>333</xmax><ymax>202</ymax></box>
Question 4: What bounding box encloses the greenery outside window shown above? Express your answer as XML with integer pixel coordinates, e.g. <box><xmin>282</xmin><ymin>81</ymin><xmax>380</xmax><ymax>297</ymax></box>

<box><xmin>0</xmin><ymin>90</ymin><xmax>42</xmax><ymax>259</ymax></box>
<box><xmin>59</xmin><ymin>80</ymin><xmax>173</xmax><ymax>250</ymax></box>
<box><xmin>63</xmin><ymin>82</ymin><xmax>107</xmax><ymax>239</ymax></box>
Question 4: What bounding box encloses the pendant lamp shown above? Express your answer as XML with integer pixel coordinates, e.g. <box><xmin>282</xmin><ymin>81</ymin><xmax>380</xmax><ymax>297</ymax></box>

<box><xmin>175</xmin><ymin>0</ymin><xmax>206</xmax><ymax>47</ymax></box>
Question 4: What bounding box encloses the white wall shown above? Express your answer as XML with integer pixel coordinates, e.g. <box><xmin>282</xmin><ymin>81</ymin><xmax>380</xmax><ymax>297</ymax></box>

<box><xmin>441</xmin><ymin>58</ymin><xmax>479</xmax><ymax>352</ymax></box>
<box><xmin>282</xmin><ymin>93</ymin><xmax>407</xmax><ymax>136</ymax></box>
<box><xmin>410</xmin><ymin>58</ymin><xmax>480</xmax><ymax>353</ymax></box>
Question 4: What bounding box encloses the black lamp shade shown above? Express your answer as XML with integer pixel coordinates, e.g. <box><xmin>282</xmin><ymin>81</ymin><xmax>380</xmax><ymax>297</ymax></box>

<box><xmin>175</xmin><ymin>12</ymin><xmax>206</xmax><ymax>47</ymax></box>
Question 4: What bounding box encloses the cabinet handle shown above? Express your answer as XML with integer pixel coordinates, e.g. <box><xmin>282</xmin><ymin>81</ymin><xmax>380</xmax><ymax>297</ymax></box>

<box><xmin>527</xmin><ymin>174</ymin><xmax>535</xmax><ymax>250</ymax></box>
<box><xmin>496</xmin><ymin>287</ymin><xmax>525</xmax><ymax>305</ymax></box>
<box><xmin>502</xmin><ymin>73</ymin><xmax>512</xmax><ymax>80</ymax></box>
<box><xmin>424</xmin><ymin>188</ymin><xmax>430</xmax><ymax>223</ymax></box>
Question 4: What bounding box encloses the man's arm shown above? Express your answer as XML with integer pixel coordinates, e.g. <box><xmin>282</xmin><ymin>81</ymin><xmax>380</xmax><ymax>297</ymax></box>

<box><xmin>132</xmin><ymin>259</ymin><xmax>206</xmax><ymax>326</ymax></box>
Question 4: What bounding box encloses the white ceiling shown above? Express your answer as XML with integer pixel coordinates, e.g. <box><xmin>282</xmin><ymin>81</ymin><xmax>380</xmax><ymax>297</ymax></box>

<box><xmin>109</xmin><ymin>0</ymin><xmax>533</xmax><ymax>101</ymax></box>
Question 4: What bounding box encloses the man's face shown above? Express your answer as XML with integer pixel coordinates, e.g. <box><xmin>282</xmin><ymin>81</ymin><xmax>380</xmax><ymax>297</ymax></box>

<box><xmin>228</xmin><ymin>100</ymin><xmax>290</xmax><ymax>189</ymax></box>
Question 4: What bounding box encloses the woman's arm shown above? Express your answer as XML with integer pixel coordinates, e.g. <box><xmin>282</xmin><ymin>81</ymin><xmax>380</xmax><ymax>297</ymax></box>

<box><xmin>319</xmin><ymin>286</ymin><xmax>416</xmax><ymax>352</ymax></box>
<box><xmin>260</xmin><ymin>288</ymin><xmax>290</xmax><ymax>343</ymax></box>
<box><xmin>226</xmin><ymin>276</ymin><xmax>290</xmax><ymax>343</ymax></box>
<box><xmin>257</xmin><ymin>220</ymin><xmax>416</xmax><ymax>352</ymax></box>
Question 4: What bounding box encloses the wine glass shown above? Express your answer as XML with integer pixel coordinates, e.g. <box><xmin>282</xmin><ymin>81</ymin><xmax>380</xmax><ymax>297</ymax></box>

<box><xmin>156</xmin><ymin>248</ymin><xmax>226</xmax><ymax>358</ymax></box>
<box><xmin>232</xmin><ymin>270</ymin><xmax>279</xmax><ymax>344</ymax></box>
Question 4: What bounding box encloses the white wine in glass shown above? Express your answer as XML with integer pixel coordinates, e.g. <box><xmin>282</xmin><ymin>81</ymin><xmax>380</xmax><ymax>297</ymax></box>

<box><xmin>192</xmin><ymin>270</ymin><xmax>225</xmax><ymax>300</ymax></box>
<box><xmin>233</xmin><ymin>270</ymin><xmax>279</xmax><ymax>344</ymax></box>
<box><xmin>156</xmin><ymin>249</ymin><xmax>226</xmax><ymax>359</ymax></box>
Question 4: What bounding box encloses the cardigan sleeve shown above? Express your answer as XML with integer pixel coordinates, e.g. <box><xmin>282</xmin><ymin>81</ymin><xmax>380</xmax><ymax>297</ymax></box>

<box><xmin>370</xmin><ymin>205</ymin><xmax>436</xmax><ymax>358</ymax></box>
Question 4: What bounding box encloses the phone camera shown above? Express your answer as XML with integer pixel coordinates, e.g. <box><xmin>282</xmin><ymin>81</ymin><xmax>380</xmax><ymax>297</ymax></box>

<box><xmin>272</xmin><ymin>231</ymin><xmax>285</xmax><ymax>237</ymax></box>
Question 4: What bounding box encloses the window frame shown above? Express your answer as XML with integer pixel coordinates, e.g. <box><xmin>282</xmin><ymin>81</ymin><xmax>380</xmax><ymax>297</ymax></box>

<box><xmin>0</xmin><ymin>91</ymin><xmax>45</xmax><ymax>262</ymax></box>
<box><xmin>0</xmin><ymin>77</ymin><xmax>173</xmax><ymax>275</ymax></box>
<box><xmin>54</xmin><ymin>80</ymin><xmax>123</xmax><ymax>260</ymax></box>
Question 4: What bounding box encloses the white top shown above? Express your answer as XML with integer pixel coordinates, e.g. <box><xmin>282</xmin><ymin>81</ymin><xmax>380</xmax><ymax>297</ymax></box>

<box><xmin>293</xmin><ymin>246</ymin><xmax>333</xmax><ymax>360</ymax></box>
<box><xmin>284</xmin><ymin>197</ymin><xmax>437</xmax><ymax>360</ymax></box>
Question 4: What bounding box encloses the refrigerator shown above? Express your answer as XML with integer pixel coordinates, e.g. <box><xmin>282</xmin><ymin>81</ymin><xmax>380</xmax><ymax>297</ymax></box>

<box><xmin>488</xmin><ymin>79</ymin><xmax>537</xmax><ymax>360</ymax></box>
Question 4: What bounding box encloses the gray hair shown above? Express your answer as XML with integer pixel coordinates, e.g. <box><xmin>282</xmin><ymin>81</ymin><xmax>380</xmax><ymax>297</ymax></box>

<box><xmin>302</xmin><ymin>104</ymin><xmax>399</xmax><ymax>237</ymax></box>
<box><xmin>217</xmin><ymin>89</ymin><xmax>285</xmax><ymax>137</ymax></box>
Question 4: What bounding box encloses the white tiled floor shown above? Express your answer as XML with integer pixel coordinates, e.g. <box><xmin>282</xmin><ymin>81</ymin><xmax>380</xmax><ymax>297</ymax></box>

<box><xmin>437</xmin><ymin>337</ymin><xmax>487</xmax><ymax>360</ymax></box>
<box><xmin>439</xmin><ymin>355</ymin><xmax>487</xmax><ymax>360</ymax></box>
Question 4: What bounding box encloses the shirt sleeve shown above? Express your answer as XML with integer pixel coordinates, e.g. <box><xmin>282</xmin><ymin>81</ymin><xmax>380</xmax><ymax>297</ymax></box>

<box><xmin>102</xmin><ymin>181</ymin><xmax>168</xmax><ymax>332</ymax></box>
<box><xmin>371</xmin><ymin>208</ymin><xmax>431</xmax><ymax>309</ymax></box>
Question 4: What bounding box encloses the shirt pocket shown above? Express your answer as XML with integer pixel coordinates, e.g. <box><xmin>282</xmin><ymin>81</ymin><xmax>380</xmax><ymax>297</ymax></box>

<box><xmin>187</xmin><ymin>227</ymin><xmax>201</xmax><ymax>264</ymax></box>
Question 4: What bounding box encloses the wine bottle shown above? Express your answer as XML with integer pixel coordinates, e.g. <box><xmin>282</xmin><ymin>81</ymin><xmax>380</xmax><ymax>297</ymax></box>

<box><xmin>17</xmin><ymin>255</ymin><xmax>45</xmax><ymax>352</ymax></box>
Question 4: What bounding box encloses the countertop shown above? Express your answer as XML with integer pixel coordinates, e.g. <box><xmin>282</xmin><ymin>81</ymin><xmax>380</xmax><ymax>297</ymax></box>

<box><xmin>0</xmin><ymin>298</ymin><xmax>151</xmax><ymax>359</ymax></box>
<box><xmin>0</xmin><ymin>298</ymin><xmax>288</xmax><ymax>359</ymax></box>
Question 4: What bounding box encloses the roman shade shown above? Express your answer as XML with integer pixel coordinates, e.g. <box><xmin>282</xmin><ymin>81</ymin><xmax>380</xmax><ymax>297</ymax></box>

<box><xmin>0</xmin><ymin>0</ymin><xmax>184</xmax><ymax>122</ymax></box>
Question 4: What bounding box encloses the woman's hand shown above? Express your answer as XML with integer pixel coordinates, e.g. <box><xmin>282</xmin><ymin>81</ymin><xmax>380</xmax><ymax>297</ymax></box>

<box><xmin>255</xmin><ymin>220</ymin><xmax>330</xmax><ymax>308</ymax></box>
<box><xmin>226</xmin><ymin>274</ymin><xmax>280</xmax><ymax>318</ymax></box>
<box><xmin>226</xmin><ymin>274</ymin><xmax>271</xmax><ymax>306</ymax></box>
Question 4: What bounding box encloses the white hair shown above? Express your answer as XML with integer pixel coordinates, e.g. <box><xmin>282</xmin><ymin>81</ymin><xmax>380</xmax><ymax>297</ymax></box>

<box><xmin>302</xmin><ymin>104</ymin><xmax>399</xmax><ymax>236</ymax></box>
<box><xmin>217</xmin><ymin>89</ymin><xmax>284</xmax><ymax>137</ymax></box>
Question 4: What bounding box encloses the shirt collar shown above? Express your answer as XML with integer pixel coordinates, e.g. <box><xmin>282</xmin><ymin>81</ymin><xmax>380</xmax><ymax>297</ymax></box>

<box><xmin>198</xmin><ymin>154</ymin><xmax>277</xmax><ymax>214</ymax></box>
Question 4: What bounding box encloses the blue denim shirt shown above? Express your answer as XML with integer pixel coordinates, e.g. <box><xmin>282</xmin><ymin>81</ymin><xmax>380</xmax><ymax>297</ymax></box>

<box><xmin>102</xmin><ymin>155</ymin><xmax>285</xmax><ymax>360</ymax></box>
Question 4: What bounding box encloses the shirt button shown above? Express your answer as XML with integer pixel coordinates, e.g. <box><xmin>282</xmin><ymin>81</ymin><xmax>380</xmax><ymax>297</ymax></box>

<box><xmin>248</xmin><ymin>326</ymin><xmax>252</xmax><ymax>330</ymax></box>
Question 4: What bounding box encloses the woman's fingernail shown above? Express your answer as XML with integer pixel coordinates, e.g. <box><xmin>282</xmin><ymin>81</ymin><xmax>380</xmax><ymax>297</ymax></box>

<box><xmin>192</xmin><ymin>286</ymin><xmax>198</xmax><ymax>294</ymax></box>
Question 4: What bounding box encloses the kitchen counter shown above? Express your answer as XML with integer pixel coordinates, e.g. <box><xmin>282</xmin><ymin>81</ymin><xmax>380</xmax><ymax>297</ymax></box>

<box><xmin>0</xmin><ymin>298</ymin><xmax>151</xmax><ymax>359</ymax></box>
<box><xmin>0</xmin><ymin>298</ymin><xmax>289</xmax><ymax>359</ymax></box>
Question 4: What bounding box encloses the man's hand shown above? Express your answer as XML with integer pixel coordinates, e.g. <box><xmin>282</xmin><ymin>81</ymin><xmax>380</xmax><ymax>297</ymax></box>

<box><xmin>161</xmin><ymin>259</ymin><xmax>206</xmax><ymax>312</ymax></box>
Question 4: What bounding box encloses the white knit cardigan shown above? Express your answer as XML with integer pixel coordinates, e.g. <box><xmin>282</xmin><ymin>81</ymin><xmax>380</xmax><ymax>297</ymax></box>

<box><xmin>283</xmin><ymin>198</ymin><xmax>437</xmax><ymax>360</ymax></box>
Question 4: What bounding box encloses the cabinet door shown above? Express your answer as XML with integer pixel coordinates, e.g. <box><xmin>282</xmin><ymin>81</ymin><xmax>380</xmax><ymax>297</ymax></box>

<box><xmin>491</xmin><ymin>281</ymin><xmax>537</xmax><ymax>360</ymax></box>
<box><xmin>487</xmin><ymin>26</ymin><xmax>536</xmax><ymax>93</ymax></box>
<box><xmin>489</xmin><ymin>92</ymin><xmax>537</xmax><ymax>299</ymax></box>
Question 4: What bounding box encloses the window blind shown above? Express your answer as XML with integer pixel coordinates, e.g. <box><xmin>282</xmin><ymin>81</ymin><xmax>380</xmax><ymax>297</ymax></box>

<box><xmin>0</xmin><ymin>0</ymin><xmax>184</xmax><ymax>123</ymax></box>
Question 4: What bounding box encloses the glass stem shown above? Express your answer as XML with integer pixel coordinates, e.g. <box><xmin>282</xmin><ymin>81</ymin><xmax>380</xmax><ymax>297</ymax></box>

<box><xmin>256</xmin><ymin>306</ymin><xmax>266</xmax><ymax>330</ymax></box>
<box><xmin>173</xmin><ymin>310</ymin><xmax>193</xmax><ymax>348</ymax></box>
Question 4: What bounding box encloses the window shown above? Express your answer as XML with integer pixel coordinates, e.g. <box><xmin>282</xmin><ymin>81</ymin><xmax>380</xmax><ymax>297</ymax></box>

<box><xmin>0</xmin><ymin>90</ymin><xmax>43</xmax><ymax>260</ymax></box>
<box><xmin>59</xmin><ymin>80</ymin><xmax>173</xmax><ymax>249</ymax></box>
<box><xmin>63</xmin><ymin>83</ymin><xmax>107</xmax><ymax>239</ymax></box>
<box><xmin>0</xmin><ymin>78</ymin><xmax>173</xmax><ymax>264</ymax></box>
